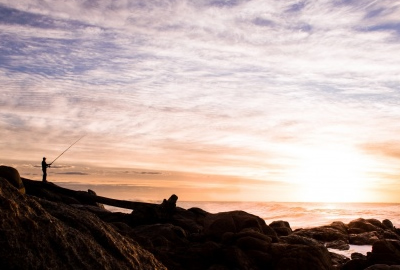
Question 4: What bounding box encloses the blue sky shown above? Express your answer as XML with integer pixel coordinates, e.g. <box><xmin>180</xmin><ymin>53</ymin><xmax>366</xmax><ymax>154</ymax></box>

<box><xmin>1</xmin><ymin>0</ymin><xmax>400</xmax><ymax>202</ymax></box>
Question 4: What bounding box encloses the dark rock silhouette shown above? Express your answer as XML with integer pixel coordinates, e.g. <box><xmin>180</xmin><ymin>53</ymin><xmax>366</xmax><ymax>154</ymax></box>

<box><xmin>0</xmin><ymin>165</ymin><xmax>25</xmax><ymax>194</ymax></box>
<box><xmin>269</xmin><ymin>220</ymin><xmax>293</xmax><ymax>236</ymax></box>
<box><xmin>1</xmin><ymin>167</ymin><xmax>400</xmax><ymax>270</ymax></box>
<box><xmin>0</xmin><ymin>176</ymin><xmax>166</xmax><ymax>270</ymax></box>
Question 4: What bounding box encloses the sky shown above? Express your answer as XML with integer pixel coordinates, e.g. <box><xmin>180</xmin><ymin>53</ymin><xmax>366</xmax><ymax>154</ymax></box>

<box><xmin>1</xmin><ymin>0</ymin><xmax>400</xmax><ymax>203</ymax></box>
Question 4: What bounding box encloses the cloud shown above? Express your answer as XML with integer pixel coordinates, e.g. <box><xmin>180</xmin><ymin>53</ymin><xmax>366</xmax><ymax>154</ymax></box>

<box><xmin>56</xmin><ymin>171</ymin><xmax>89</xmax><ymax>175</ymax></box>
<box><xmin>1</xmin><ymin>0</ymin><xmax>400</xmax><ymax>190</ymax></box>
<box><xmin>362</xmin><ymin>142</ymin><xmax>400</xmax><ymax>160</ymax></box>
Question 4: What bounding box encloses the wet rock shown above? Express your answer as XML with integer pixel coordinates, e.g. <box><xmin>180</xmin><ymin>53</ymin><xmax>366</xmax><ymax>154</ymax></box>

<box><xmin>326</xmin><ymin>240</ymin><xmax>350</xmax><ymax>250</ymax></box>
<box><xmin>350</xmin><ymin>231</ymin><xmax>380</xmax><ymax>245</ymax></box>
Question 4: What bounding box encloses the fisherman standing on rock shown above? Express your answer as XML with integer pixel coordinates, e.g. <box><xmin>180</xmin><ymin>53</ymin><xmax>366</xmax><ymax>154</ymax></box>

<box><xmin>42</xmin><ymin>157</ymin><xmax>50</xmax><ymax>182</ymax></box>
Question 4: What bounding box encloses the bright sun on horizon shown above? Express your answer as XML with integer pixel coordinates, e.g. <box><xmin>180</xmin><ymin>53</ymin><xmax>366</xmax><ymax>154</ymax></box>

<box><xmin>287</xmin><ymin>145</ymin><xmax>377</xmax><ymax>203</ymax></box>
<box><xmin>1</xmin><ymin>1</ymin><xmax>400</xmax><ymax>203</ymax></box>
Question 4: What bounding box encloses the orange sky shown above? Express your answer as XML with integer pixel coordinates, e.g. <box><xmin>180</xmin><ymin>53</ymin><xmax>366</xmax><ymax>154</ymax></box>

<box><xmin>1</xmin><ymin>1</ymin><xmax>400</xmax><ymax>202</ymax></box>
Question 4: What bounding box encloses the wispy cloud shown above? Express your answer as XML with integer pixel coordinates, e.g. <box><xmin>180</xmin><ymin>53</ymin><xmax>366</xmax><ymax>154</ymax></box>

<box><xmin>1</xmin><ymin>0</ymin><xmax>400</xmax><ymax>201</ymax></box>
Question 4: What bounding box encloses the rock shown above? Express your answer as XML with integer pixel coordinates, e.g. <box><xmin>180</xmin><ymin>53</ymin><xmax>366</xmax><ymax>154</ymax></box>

<box><xmin>159</xmin><ymin>194</ymin><xmax>178</xmax><ymax>216</ymax></box>
<box><xmin>133</xmin><ymin>223</ymin><xmax>187</xmax><ymax>245</ymax></box>
<box><xmin>341</xmin><ymin>258</ymin><xmax>369</xmax><ymax>270</ymax></box>
<box><xmin>365</xmin><ymin>265</ymin><xmax>400</xmax><ymax>270</ymax></box>
<box><xmin>88</xmin><ymin>189</ymin><xmax>105</xmax><ymax>209</ymax></box>
<box><xmin>203</xmin><ymin>211</ymin><xmax>278</xmax><ymax>241</ymax></box>
<box><xmin>330</xmin><ymin>252</ymin><xmax>350</xmax><ymax>269</ymax></box>
<box><xmin>269</xmin><ymin>220</ymin><xmax>293</xmax><ymax>236</ymax></box>
<box><xmin>348</xmin><ymin>218</ymin><xmax>383</xmax><ymax>233</ymax></box>
<box><xmin>367</xmin><ymin>219</ymin><xmax>387</xmax><ymax>230</ymax></box>
<box><xmin>223</xmin><ymin>246</ymin><xmax>258</xmax><ymax>269</ymax></box>
<box><xmin>368</xmin><ymin>240</ymin><xmax>400</xmax><ymax>266</ymax></box>
<box><xmin>350</xmin><ymin>231</ymin><xmax>380</xmax><ymax>245</ymax></box>
<box><xmin>268</xmin><ymin>242</ymin><xmax>334</xmax><ymax>270</ymax></box>
<box><xmin>330</xmin><ymin>221</ymin><xmax>348</xmax><ymax>233</ymax></box>
<box><xmin>383</xmin><ymin>220</ymin><xmax>395</xmax><ymax>230</ymax></box>
<box><xmin>326</xmin><ymin>240</ymin><xmax>350</xmax><ymax>250</ymax></box>
<box><xmin>0</xmin><ymin>177</ymin><xmax>166</xmax><ymax>270</ymax></box>
<box><xmin>352</xmin><ymin>252</ymin><xmax>367</xmax><ymax>260</ymax></box>
<box><xmin>0</xmin><ymin>166</ymin><xmax>25</xmax><ymax>194</ymax></box>
<box><xmin>292</xmin><ymin>223</ymin><xmax>348</xmax><ymax>242</ymax></box>
<box><xmin>170</xmin><ymin>207</ymin><xmax>204</xmax><ymax>234</ymax></box>
<box><xmin>384</xmin><ymin>230</ymin><xmax>400</xmax><ymax>241</ymax></box>
<box><xmin>281</xmin><ymin>234</ymin><xmax>321</xmax><ymax>246</ymax></box>
<box><xmin>236</xmin><ymin>234</ymin><xmax>271</xmax><ymax>251</ymax></box>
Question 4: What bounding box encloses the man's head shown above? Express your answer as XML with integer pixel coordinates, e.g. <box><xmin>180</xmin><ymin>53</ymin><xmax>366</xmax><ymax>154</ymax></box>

<box><xmin>43</xmin><ymin>157</ymin><xmax>46</xmax><ymax>160</ymax></box>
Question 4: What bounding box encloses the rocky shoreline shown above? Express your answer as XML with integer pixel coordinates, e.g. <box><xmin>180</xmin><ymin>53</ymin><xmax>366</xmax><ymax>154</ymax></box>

<box><xmin>1</xmin><ymin>165</ymin><xmax>400</xmax><ymax>270</ymax></box>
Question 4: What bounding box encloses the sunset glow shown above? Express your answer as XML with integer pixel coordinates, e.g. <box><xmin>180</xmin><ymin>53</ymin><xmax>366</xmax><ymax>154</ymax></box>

<box><xmin>1</xmin><ymin>0</ymin><xmax>400</xmax><ymax>202</ymax></box>
<box><xmin>289</xmin><ymin>145</ymin><xmax>374</xmax><ymax>202</ymax></box>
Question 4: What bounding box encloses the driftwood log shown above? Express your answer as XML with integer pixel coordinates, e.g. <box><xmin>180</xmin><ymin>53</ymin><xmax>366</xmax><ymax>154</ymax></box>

<box><xmin>21</xmin><ymin>178</ymin><xmax>178</xmax><ymax>217</ymax></box>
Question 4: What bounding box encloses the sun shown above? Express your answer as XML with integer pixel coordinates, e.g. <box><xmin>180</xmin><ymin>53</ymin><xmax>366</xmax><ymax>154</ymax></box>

<box><xmin>288</xmin><ymin>145</ymin><xmax>372</xmax><ymax>202</ymax></box>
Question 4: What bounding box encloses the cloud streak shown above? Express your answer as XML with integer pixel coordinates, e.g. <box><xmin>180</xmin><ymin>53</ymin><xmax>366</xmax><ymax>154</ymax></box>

<box><xmin>1</xmin><ymin>0</ymin><xmax>400</xmax><ymax>201</ymax></box>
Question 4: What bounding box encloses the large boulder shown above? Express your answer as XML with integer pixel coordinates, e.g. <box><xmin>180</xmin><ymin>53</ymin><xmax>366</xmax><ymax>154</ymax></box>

<box><xmin>326</xmin><ymin>239</ymin><xmax>350</xmax><ymax>250</ymax></box>
<box><xmin>292</xmin><ymin>223</ymin><xmax>348</xmax><ymax>243</ymax></box>
<box><xmin>269</xmin><ymin>220</ymin><xmax>293</xmax><ymax>236</ymax></box>
<box><xmin>0</xmin><ymin>178</ymin><xmax>166</xmax><ymax>270</ymax></box>
<box><xmin>367</xmin><ymin>240</ymin><xmax>400</xmax><ymax>266</ymax></box>
<box><xmin>350</xmin><ymin>231</ymin><xmax>380</xmax><ymax>245</ymax></box>
<box><xmin>268</xmin><ymin>242</ymin><xmax>334</xmax><ymax>270</ymax></box>
<box><xmin>203</xmin><ymin>211</ymin><xmax>278</xmax><ymax>241</ymax></box>
<box><xmin>0</xmin><ymin>166</ymin><xmax>25</xmax><ymax>194</ymax></box>
<box><xmin>348</xmin><ymin>218</ymin><xmax>384</xmax><ymax>234</ymax></box>
<box><xmin>383</xmin><ymin>220</ymin><xmax>395</xmax><ymax>230</ymax></box>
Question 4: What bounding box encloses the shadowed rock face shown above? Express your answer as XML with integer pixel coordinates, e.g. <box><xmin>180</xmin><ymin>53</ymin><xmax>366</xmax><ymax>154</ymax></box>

<box><xmin>0</xmin><ymin>178</ymin><xmax>166</xmax><ymax>270</ymax></box>
<box><xmin>0</xmin><ymin>166</ymin><xmax>25</xmax><ymax>194</ymax></box>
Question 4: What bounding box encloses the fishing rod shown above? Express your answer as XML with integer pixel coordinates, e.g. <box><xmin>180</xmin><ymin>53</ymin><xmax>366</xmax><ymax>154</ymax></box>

<box><xmin>50</xmin><ymin>135</ymin><xmax>85</xmax><ymax>165</ymax></box>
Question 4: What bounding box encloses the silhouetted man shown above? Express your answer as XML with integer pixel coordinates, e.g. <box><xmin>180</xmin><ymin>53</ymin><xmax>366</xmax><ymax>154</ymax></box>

<box><xmin>42</xmin><ymin>157</ymin><xmax>50</xmax><ymax>182</ymax></box>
